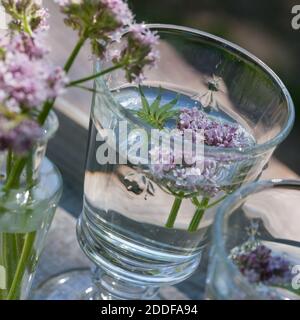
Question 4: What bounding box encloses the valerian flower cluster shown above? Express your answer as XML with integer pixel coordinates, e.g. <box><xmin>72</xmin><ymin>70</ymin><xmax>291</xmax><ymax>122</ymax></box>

<box><xmin>2</xmin><ymin>0</ymin><xmax>49</xmax><ymax>33</ymax></box>
<box><xmin>0</xmin><ymin>0</ymin><xmax>160</xmax><ymax>154</ymax></box>
<box><xmin>177</xmin><ymin>107</ymin><xmax>249</xmax><ymax>148</ymax></box>
<box><xmin>0</xmin><ymin>2</ymin><xmax>66</xmax><ymax>154</ymax></box>
<box><xmin>55</xmin><ymin>0</ymin><xmax>159</xmax><ymax>81</ymax></box>
<box><xmin>231</xmin><ymin>244</ymin><xmax>293</xmax><ymax>288</ymax></box>
<box><xmin>0</xmin><ymin>33</ymin><xmax>67</xmax><ymax>112</ymax></box>
<box><xmin>148</xmin><ymin>107</ymin><xmax>252</xmax><ymax>196</ymax></box>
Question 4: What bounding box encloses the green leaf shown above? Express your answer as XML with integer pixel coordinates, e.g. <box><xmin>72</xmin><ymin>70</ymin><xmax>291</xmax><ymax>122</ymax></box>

<box><xmin>135</xmin><ymin>87</ymin><xmax>179</xmax><ymax>130</ymax></box>
<box><xmin>150</xmin><ymin>87</ymin><xmax>162</xmax><ymax>113</ymax></box>
<box><xmin>156</xmin><ymin>95</ymin><xmax>179</xmax><ymax>118</ymax></box>
<box><xmin>138</xmin><ymin>85</ymin><xmax>150</xmax><ymax>114</ymax></box>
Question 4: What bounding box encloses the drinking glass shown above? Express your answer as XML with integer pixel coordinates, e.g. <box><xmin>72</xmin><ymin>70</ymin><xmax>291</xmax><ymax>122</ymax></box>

<box><xmin>34</xmin><ymin>24</ymin><xmax>294</xmax><ymax>300</ymax></box>
<box><xmin>206</xmin><ymin>180</ymin><xmax>300</xmax><ymax>300</ymax></box>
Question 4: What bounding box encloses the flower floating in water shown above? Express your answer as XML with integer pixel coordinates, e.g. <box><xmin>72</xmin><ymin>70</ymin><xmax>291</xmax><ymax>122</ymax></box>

<box><xmin>231</xmin><ymin>244</ymin><xmax>293</xmax><ymax>288</ymax></box>
<box><xmin>178</xmin><ymin>107</ymin><xmax>249</xmax><ymax>148</ymax></box>
<box><xmin>147</xmin><ymin>106</ymin><xmax>251</xmax><ymax>196</ymax></box>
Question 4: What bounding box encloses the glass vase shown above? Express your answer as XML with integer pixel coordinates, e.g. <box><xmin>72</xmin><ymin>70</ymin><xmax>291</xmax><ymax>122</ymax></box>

<box><xmin>34</xmin><ymin>24</ymin><xmax>294</xmax><ymax>300</ymax></box>
<box><xmin>206</xmin><ymin>180</ymin><xmax>300</xmax><ymax>300</ymax></box>
<box><xmin>0</xmin><ymin>112</ymin><xmax>62</xmax><ymax>300</ymax></box>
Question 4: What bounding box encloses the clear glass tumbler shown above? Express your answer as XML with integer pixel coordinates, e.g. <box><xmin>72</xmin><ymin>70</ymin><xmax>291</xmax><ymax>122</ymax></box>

<box><xmin>34</xmin><ymin>24</ymin><xmax>294</xmax><ymax>300</ymax></box>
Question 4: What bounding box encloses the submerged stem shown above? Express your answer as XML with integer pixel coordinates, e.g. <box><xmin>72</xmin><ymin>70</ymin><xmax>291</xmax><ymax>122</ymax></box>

<box><xmin>7</xmin><ymin>232</ymin><xmax>36</xmax><ymax>300</ymax></box>
<box><xmin>188</xmin><ymin>197</ymin><xmax>210</xmax><ymax>232</ymax></box>
<box><xmin>165</xmin><ymin>193</ymin><xmax>184</xmax><ymax>228</ymax></box>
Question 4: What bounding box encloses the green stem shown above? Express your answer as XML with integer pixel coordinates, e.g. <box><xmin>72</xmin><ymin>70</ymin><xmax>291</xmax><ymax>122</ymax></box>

<box><xmin>7</xmin><ymin>232</ymin><xmax>36</xmax><ymax>300</ymax></box>
<box><xmin>206</xmin><ymin>194</ymin><xmax>227</xmax><ymax>209</ymax></box>
<box><xmin>37</xmin><ymin>34</ymin><xmax>88</xmax><ymax>126</ymax></box>
<box><xmin>6</xmin><ymin>150</ymin><xmax>12</xmax><ymax>178</ymax></box>
<box><xmin>0</xmin><ymin>234</ymin><xmax>8</xmax><ymax>298</ymax></box>
<box><xmin>2</xmin><ymin>233</ymin><xmax>19</xmax><ymax>291</ymax></box>
<box><xmin>73</xmin><ymin>84</ymin><xmax>103</xmax><ymax>95</ymax></box>
<box><xmin>269</xmin><ymin>284</ymin><xmax>300</xmax><ymax>297</ymax></box>
<box><xmin>64</xmin><ymin>34</ymin><xmax>88</xmax><ymax>73</ymax></box>
<box><xmin>22</xmin><ymin>14</ymin><xmax>33</xmax><ymax>36</ymax></box>
<box><xmin>165</xmin><ymin>193</ymin><xmax>184</xmax><ymax>228</ymax></box>
<box><xmin>0</xmin><ymin>234</ymin><xmax>4</xmax><ymax>300</ymax></box>
<box><xmin>3</xmin><ymin>158</ymin><xmax>27</xmax><ymax>192</ymax></box>
<box><xmin>188</xmin><ymin>197</ymin><xmax>210</xmax><ymax>232</ymax></box>
<box><xmin>37</xmin><ymin>100</ymin><xmax>54</xmax><ymax>126</ymax></box>
<box><xmin>26</xmin><ymin>152</ymin><xmax>34</xmax><ymax>188</ymax></box>
<box><xmin>14</xmin><ymin>234</ymin><xmax>23</xmax><ymax>259</ymax></box>
<box><xmin>67</xmin><ymin>63</ymin><xmax>124</xmax><ymax>87</ymax></box>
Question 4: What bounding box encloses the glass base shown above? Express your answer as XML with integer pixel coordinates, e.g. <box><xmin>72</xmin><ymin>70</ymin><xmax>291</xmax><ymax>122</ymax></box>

<box><xmin>31</xmin><ymin>268</ymin><xmax>162</xmax><ymax>300</ymax></box>
<box><xmin>31</xmin><ymin>268</ymin><xmax>95</xmax><ymax>300</ymax></box>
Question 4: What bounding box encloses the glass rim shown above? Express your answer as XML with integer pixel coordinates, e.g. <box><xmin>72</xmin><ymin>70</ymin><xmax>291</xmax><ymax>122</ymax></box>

<box><xmin>213</xmin><ymin>179</ymin><xmax>300</xmax><ymax>290</ymax></box>
<box><xmin>113</xmin><ymin>23</ymin><xmax>295</xmax><ymax>156</ymax></box>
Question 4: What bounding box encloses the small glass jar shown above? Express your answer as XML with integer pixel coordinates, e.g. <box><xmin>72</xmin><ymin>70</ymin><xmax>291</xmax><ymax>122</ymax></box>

<box><xmin>206</xmin><ymin>180</ymin><xmax>300</xmax><ymax>300</ymax></box>
<box><xmin>0</xmin><ymin>112</ymin><xmax>62</xmax><ymax>300</ymax></box>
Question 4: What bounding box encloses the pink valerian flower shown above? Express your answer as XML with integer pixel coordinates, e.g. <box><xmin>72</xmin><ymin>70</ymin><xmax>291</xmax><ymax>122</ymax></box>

<box><xmin>0</xmin><ymin>117</ymin><xmax>42</xmax><ymax>154</ymax></box>
<box><xmin>3</xmin><ymin>32</ymin><xmax>48</xmax><ymax>59</ymax></box>
<box><xmin>2</xmin><ymin>0</ymin><xmax>49</xmax><ymax>32</ymax></box>
<box><xmin>149</xmin><ymin>150</ymin><xmax>220</xmax><ymax>196</ymax></box>
<box><xmin>231</xmin><ymin>244</ymin><xmax>293</xmax><ymax>287</ymax></box>
<box><xmin>114</xmin><ymin>24</ymin><xmax>160</xmax><ymax>82</ymax></box>
<box><xmin>56</xmin><ymin>0</ymin><xmax>159</xmax><ymax>81</ymax></box>
<box><xmin>36</xmin><ymin>7</ymin><xmax>50</xmax><ymax>31</ymax></box>
<box><xmin>0</xmin><ymin>32</ymin><xmax>66</xmax><ymax>153</ymax></box>
<box><xmin>101</xmin><ymin>0</ymin><xmax>133</xmax><ymax>26</ymax></box>
<box><xmin>0</xmin><ymin>33</ymin><xmax>67</xmax><ymax>112</ymax></box>
<box><xmin>147</xmin><ymin>107</ymin><xmax>254</xmax><ymax>196</ymax></box>
<box><xmin>170</xmin><ymin>161</ymin><xmax>220</xmax><ymax>196</ymax></box>
<box><xmin>55</xmin><ymin>0</ymin><xmax>83</xmax><ymax>5</ymax></box>
<box><xmin>55</xmin><ymin>0</ymin><xmax>135</xmax><ymax>58</ymax></box>
<box><xmin>55</xmin><ymin>0</ymin><xmax>132</xmax><ymax>25</ymax></box>
<box><xmin>178</xmin><ymin>107</ymin><xmax>250</xmax><ymax>148</ymax></box>
<box><xmin>147</xmin><ymin>130</ymin><xmax>220</xmax><ymax>196</ymax></box>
